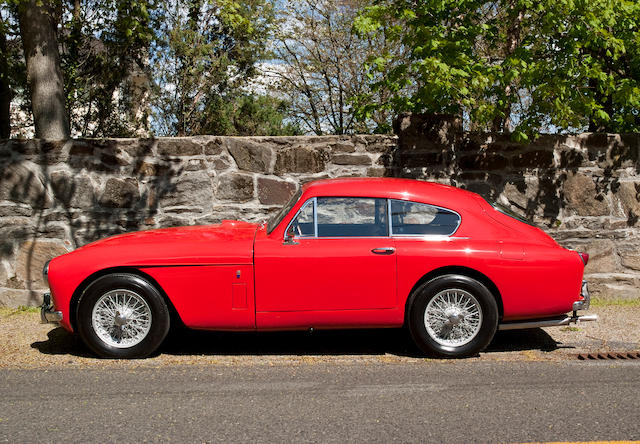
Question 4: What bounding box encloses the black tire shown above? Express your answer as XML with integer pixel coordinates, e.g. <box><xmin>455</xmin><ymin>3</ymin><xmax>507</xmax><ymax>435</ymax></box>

<box><xmin>77</xmin><ymin>273</ymin><xmax>170</xmax><ymax>359</ymax></box>
<box><xmin>408</xmin><ymin>274</ymin><xmax>498</xmax><ymax>358</ymax></box>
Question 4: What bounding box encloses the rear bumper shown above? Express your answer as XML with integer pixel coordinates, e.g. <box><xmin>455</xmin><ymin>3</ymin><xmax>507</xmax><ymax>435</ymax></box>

<box><xmin>40</xmin><ymin>292</ymin><xmax>63</xmax><ymax>324</ymax></box>
<box><xmin>572</xmin><ymin>279</ymin><xmax>590</xmax><ymax>311</ymax></box>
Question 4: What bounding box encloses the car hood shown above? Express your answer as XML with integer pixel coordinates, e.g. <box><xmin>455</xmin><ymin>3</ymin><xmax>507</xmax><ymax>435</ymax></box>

<box><xmin>67</xmin><ymin>220</ymin><xmax>259</xmax><ymax>267</ymax></box>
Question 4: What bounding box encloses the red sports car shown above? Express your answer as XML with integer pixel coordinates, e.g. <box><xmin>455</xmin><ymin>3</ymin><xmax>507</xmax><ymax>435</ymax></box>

<box><xmin>41</xmin><ymin>178</ymin><xmax>596</xmax><ymax>358</ymax></box>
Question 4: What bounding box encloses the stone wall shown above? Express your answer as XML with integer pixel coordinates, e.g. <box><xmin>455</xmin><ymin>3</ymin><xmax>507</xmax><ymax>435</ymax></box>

<box><xmin>0</xmin><ymin>121</ymin><xmax>638</xmax><ymax>306</ymax></box>
<box><xmin>0</xmin><ymin>135</ymin><xmax>395</xmax><ymax>306</ymax></box>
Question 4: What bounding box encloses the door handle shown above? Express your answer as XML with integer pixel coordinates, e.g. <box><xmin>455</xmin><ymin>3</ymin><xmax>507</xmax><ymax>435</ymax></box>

<box><xmin>371</xmin><ymin>247</ymin><xmax>395</xmax><ymax>255</ymax></box>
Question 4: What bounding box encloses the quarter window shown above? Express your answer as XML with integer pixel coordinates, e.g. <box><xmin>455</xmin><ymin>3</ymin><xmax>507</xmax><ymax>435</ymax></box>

<box><xmin>287</xmin><ymin>199</ymin><xmax>315</xmax><ymax>237</ymax></box>
<box><xmin>390</xmin><ymin>200</ymin><xmax>460</xmax><ymax>236</ymax></box>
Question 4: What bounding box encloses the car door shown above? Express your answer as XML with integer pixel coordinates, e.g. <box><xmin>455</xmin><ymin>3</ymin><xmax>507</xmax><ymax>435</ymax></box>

<box><xmin>254</xmin><ymin>196</ymin><xmax>397</xmax><ymax>314</ymax></box>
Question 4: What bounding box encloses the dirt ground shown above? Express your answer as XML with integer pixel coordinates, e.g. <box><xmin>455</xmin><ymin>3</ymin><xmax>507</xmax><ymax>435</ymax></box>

<box><xmin>1</xmin><ymin>305</ymin><xmax>639</xmax><ymax>368</ymax></box>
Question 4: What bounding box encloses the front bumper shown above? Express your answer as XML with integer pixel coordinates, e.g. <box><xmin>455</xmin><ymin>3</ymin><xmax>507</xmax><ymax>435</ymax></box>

<box><xmin>40</xmin><ymin>292</ymin><xmax>63</xmax><ymax>324</ymax></box>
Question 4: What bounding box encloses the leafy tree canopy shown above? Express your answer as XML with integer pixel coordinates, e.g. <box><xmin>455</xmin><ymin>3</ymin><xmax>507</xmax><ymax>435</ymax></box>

<box><xmin>355</xmin><ymin>0</ymin><xmax>640</xmax><ymax>139</ymax></box>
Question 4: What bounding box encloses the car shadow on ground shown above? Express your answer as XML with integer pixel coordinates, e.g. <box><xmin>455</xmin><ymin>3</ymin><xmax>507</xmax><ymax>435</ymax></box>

<box><xmin>31</xmin><ymin>325</ymin><xmax>565</xmax><ymax>359</ymax></box>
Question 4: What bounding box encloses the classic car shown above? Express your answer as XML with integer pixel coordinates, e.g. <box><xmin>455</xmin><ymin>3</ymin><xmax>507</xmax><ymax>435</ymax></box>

<box><xmin>41</xmin><ymin>177</ymin><xmax>597</xmax><ymax>359</ymax></box>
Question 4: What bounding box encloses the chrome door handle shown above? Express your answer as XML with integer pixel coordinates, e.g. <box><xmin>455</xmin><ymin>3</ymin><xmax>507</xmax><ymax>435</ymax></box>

<box><xmin>371</xmin><ymin>247</ymin><xmax>395</xmax><ymax>255</ymax></box>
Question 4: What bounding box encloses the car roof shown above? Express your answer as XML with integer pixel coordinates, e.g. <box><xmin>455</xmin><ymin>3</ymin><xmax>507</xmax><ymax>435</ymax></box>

<box><xmin>301</xmin><ymin>178</ymin><xmax>481</xmax><ymax>209</ymax></box>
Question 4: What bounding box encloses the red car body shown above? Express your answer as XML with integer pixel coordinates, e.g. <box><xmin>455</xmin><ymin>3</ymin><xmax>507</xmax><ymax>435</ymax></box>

<box><xmin>46</xmin><ymin>177</ymin><xmax>590</xmax><ymax>338</ymax></box>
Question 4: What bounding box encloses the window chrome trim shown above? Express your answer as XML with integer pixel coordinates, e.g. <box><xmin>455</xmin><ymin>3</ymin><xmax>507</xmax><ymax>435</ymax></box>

<box><xmin>284</xmin><ymin>197</ymin><xmax>316</xmax><ymax>240</ymax></box>
<box><xmin>284</xmin><ymin>197</ymin><xmax>462</xmax><ymax>240</ymax></box>
<box><xmin>313</xmin><ymin>197</ymin><xmax>318</xmax><ymax>237</ymax></box>
<box><xmin>388</xmin><ymin>199</ymin><xmax>461</xmax><ymax>237</ymax></box>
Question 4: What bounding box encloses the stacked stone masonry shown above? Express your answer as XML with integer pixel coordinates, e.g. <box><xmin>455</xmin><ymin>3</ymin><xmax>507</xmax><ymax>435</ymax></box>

<box><xmin>0</xmin><ymin>121</ymin><xmax>638</xmax><ymax>306</ymax></box>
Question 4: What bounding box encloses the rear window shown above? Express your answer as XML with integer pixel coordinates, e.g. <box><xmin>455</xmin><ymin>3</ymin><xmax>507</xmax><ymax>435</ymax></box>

<box><xmin>390</xmin><ymin>200</ymin><xmax>460</xmax><ymax>236</ymax></box>
<box><xmin>491</xmin><ymin>201</ymin><xmax>536</xmax><ymax>227</ymax></box>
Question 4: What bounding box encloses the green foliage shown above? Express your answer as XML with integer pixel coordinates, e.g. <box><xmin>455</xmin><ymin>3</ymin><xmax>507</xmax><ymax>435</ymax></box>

<box><xmin>60</xmin><ymin>0</ymin><xmax>155</xmax><ymax>137</ymax></box>
<box><xmin>152</xmin><ymin>0</ymin><xmax>295</xmax><ymax>136</ymax></box>
<box><xmin>201</xmin><ymin>93</ymin><xmax>301</xmax><ymax>136</ymax></box>
<box><xmin>355</xmin><ymin>0</ymin><xmax>640</xmax><ymax>137</ymax></box>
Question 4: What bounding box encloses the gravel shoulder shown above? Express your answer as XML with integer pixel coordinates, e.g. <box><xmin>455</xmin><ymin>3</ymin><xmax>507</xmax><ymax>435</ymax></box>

<box><xmin>1</xmin><ymin>305</ymin><xmax>638</xmax><ymax>368</ymax></box>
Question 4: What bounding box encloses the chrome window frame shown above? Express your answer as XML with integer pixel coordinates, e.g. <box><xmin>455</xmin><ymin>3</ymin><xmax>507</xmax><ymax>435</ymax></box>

<box><xmin>283</xmin><ymin>196</ymin><xmax>461</xmax><ymax>241</ymax></box>
<box><xmin>284</xmin><ymin>196</ymin><xmax>388</xmax><ymax>240</ymax></box>
<box><xmin>284</xmin><ymin>197</ymin><xmax>317</xmax><ymax>239</ymax></box>
<box><xmin>388</xmin><ymin>199</ymin><xmax>461</xmax><ymax>237</ymax></box>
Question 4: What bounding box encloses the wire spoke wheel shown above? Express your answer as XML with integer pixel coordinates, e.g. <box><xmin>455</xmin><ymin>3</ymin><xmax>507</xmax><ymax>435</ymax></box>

<box><xmin>91</xmin><ymin>289</ymin><xmax>152</xmax><ymax>348</ymax></box>
<box><xmin>424</xmin><ymin>288</ymin><xmax>482</xmax><ymax>347</ymax></box>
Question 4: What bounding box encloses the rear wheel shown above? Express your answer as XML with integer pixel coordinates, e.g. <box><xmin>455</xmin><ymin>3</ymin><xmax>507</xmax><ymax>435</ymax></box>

<box><xmin>408</xmin><ymin>274</ymin><xmax>498</xmax><ymax>358</ymax></box>
<box><xmin>77</xmin><ymin>273</ymin><xmax>170</xmax><ymax>359</ymax></box>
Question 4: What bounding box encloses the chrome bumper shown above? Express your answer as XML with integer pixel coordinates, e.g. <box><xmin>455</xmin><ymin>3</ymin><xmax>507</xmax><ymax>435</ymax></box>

<box><xmin>572</xmin><ymin>280</ymin><xmax>590</xmax><ymax>311</ymax></box>
<box><xmin>40</xmin><ymin>292</ymin><xmax>62</xmax><ymax>324</ymax></box>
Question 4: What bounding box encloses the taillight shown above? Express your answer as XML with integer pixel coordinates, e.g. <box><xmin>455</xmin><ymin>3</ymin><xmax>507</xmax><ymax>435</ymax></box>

<box><xmin>578</xmin><ymin>252</ymin><xmax>589</xmax><ymax>266</ymax></box>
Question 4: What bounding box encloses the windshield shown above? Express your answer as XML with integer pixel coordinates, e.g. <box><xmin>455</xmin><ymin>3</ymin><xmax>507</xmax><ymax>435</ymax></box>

<box><xmin>267</xmin><ymin>188</ymin><xmax>302</xmax><ymax>234</ymax></box>
<box><xmin>491</xmin><ymin>200</ymin><xmax>536</xmax><ymax>227</ymax></box>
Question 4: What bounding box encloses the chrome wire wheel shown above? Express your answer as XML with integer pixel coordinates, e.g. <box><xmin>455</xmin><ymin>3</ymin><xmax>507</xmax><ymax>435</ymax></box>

<box><xmin>424</xmin><ymin>288</ymin><xmax>482</xmax><ymax>347</ymax></box>
<box><xmin>91</xmin><ymin>289</ymin><xmax>152</xmax><ymax>349</ymax></box>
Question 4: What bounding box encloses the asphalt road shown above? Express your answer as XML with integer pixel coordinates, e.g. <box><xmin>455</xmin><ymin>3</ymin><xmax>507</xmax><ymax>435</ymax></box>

<box><xmin>1</xmin><ymin>360</ymin><xmax>639</xmax><ymax>443</ymax></box>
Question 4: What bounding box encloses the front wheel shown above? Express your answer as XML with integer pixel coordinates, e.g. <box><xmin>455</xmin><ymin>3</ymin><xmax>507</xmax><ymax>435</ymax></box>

<box><xmin>408</xmin><ymin>274</ymin><xmax>498</xmax><ymax>358</ymax></box>
<box><xmin>77</xmin><ymin>273</ymin><xmax>170</xmax><ymax>359</ymax></box>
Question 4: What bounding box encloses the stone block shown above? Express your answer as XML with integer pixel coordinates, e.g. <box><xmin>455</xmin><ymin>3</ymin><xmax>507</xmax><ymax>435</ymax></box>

<box><xmin>157</xmin><ymin>138</ymin><xmax>203</xmax><ymax>156</ymax></box>
<box><xmin>204</xmin><ymin>139</ymin><xmax>224</xmax><ymax>155</ymax></box>
<box><xmin>69</xmin><ymin>141</ymin><xmax>95</xmax><ymax>156</ymax></box>
<box><xmin>257</xmin><ymin>177</ymin><xmax>296</xmax><ymax>205</ymax></box>
<box><xmin>216</xmin><ymin>173</ymin><xmax>254</xmax><ymax>202</ymax></box>
<box><xmin>586</xmin><ymin>274</ymin><xmax>640</xmax><ymax>301</ymax></box>
<box><xmin>511</xmin><ymin>150</ymin><xmax>555</xmax><ymax>168</ymax></box>
<box><xmin>361</xmin><ymin>136</ymin><xmax>397</xmax><ymax>153</ymax></box>
<box><xmin>558</xmin><ymin>148</ymin><xmax>585</xmax><ymax>169</ymax></box>
<box><xmin>0</xmin><ymin>288</ymin><xmax>43</xmax><ymax>307</ymax></box>
<box><xmin>0</xmin><ymin>163</ymin><xmax>52</xmax><ymax>208</ymax></box>
<box><xmin>581</xmin><ymin>239</ymin><xmax>618</xmax><ymax>274</ymax></box>
<box><xmin>0</xmin><ymin>205</ymin><xmax>33</xmax><ymax>217</ymax></box>
<box><xmin>329</xmin><ymin>142</ymin><xmax>355</xmax><ymax>153</ymax></box>
<box><xmin>366</xmin><ymin>167</ymin><xmax>386</xmax><ymax>177</ymax></box>
<box><xmin>159</xmin><ymin>172</ymin><xmax>214</xmax><ymax>208</ymax></box>
<box><xmin>459</xmin><ymin>153</ymin><xmax>508</xmax><ymax>170</ymax></box>
<box><xmin>227</xmin><ymin>139</ymin><xmax>273</xmax><ymax>173</ymax></box>
<box><xmin>563</xmin><ymin>173</ymin><xmax>609</xmax><ymax>216</ymax></box>
<box><xmin>0</xmin><ymin>262</ymin><xmax>7</xmax><ymax>286</ymax></box>
<box><xmin>16</xmin><ymin>240</ymin><xmax>71</xmax><ymax>290</ymax></box>
<box><xmin>274</xmin><ymin>147</ymin><xmax>326</xmax><ymax>174</ymax></box>
<box><xmin>99</xmin><ymin>178</ymin><xmax>140</xmax><ymax>208</ymax></box>
<box><xmin>331</xmin><ymin>154</ymin><xmax>372</xmax><ymax>166</ymax></box>
<box><xmin>619</xmin><ymin>244</ymin><xmax>640</xmax><ymax>271</ymax></box>
<box><xmin>615</xmin><ymin>182</ymin><xmax>640</xmax><ymax>225</ymax></box>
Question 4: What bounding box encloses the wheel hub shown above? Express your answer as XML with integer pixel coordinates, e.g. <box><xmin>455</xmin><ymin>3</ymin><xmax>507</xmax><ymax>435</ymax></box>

<box><xmin>444</xmin><ymin>308</ymin><xmax>465</xmax><ymax>326</ymax></box>
<box><xmin>114</xmin><ymin>311</ymin><xmax>129</xmax><ymax>327</ymax></box>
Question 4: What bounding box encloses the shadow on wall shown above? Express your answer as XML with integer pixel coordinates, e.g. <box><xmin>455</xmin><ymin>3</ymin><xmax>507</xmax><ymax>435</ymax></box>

<box><xmin>385</xmin><ymin>113</ymin><xmax>640</xmax><ymax>230</ymax></box>
<box><xmin>0</xmin><ymin>138</ymin><xmax>186</xmax><ymax>305</ymax></box>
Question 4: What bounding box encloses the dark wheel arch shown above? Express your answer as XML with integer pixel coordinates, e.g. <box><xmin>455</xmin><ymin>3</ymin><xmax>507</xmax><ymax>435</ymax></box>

<box><xmin>404</xmin><ymin>265</ymin><xmax>503</xmax><ymax>327</ymax></box>
<box><xmin>70</xmin><ymin>267</ymin><xmax>183</xmax><ymax>332</ymax></box>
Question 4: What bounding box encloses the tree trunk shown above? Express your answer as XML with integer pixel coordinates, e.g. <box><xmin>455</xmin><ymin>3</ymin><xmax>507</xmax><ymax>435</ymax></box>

<box><xmin>0</xmin><ymin>25</ymin><xmax>11</xmax><ymax>139</ymax></box>
<box><xmin>16</xmin><ymin>0</ymin><xmax>69</xmax><ymax>139</ymax></box>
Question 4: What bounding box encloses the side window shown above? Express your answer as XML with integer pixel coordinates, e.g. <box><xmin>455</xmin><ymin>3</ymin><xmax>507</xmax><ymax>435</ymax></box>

<box><xmin>390</xmin><ymin>200</ymin><xmax>460</xmax><ymax>236</ymax></box>
<box><xmin>287</xmin><ymin>199</ymin><xmax>315</xmax><ymax>237</ymax></box>
<box><xmin>316</xmin><ymin>197</ymin><xmax>388</xmax><ymax>237</ymax></box>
